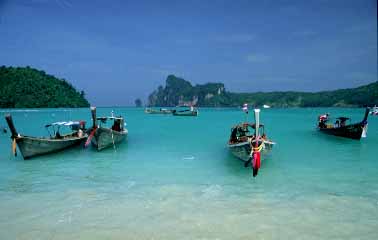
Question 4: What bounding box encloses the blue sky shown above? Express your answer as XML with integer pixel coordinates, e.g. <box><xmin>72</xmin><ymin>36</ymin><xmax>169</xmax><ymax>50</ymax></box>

<box><xmin>0</xmin><ymin>0</ymin><xmax>376</xmax><ymax>106</ymax></box>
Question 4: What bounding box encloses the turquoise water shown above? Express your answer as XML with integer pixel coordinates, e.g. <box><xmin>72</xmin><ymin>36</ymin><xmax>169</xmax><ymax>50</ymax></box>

<box><xmin>0</xmin><ymin>108</ymin><xmax>377</xmax><ymax>239</ymax></box>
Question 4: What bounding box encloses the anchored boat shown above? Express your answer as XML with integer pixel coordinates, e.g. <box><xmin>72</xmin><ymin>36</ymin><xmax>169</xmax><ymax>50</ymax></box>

<box><xmin>86</xmin><ymin>107</ymin><xmax>128</xmax><ymax>150</ymax></box>
<box><xmin>317</xmin><ymin>108</ymin><xmax>369</xmax><ymax>140</ymax></box>
<box><xmin>145</xmin><ymin>108</ymin><xmax>173</xmax><ymax>114</ymax></box>
<box><xmin>228</xmin><ymin>108</ymin><xmax>275</xmax><ymax>177</ymax></box>
<box><xmin>172</xmin><ymin>106</ymin><xmax>198</xmax><ymax>116</ymax></box>
<box><xmin>5</xmin><ymin>115</ymin><xmax>87</xmax><ymax>159</ymax></box>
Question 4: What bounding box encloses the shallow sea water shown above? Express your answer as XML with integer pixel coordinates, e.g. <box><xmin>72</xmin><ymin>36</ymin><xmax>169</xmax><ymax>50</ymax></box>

<box><xmin>0</xmin><ymin>107</ymin><xmax>377</xmax><ymax>239</ymax></box>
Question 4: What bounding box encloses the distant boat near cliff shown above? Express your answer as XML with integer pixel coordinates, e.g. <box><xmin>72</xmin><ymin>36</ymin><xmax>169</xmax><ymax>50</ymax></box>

<box><xmin>172</xmin><ymin>106</ymin><xmax>198</xmax><ymax>117</ymax></box>
<box><xmin>263</xmin><ymin>104</ymin><xmax>271</xmax><ymax>109</ymax></box>
<box><xmin>144</xmin><ymin>108</ymin><xmax>173</xmax><ymax>114</ymax></box>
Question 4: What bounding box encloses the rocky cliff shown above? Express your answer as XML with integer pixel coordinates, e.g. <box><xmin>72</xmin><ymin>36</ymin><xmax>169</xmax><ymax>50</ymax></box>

<box><xmin>147</xmin><ymin>75</ymin><xmax>378</xmax><ymax>108</ymax></box>
<box><xmin>148</xmin><ymin>75</ymin><xmax>229</xmax><ymax>107</ymax></box>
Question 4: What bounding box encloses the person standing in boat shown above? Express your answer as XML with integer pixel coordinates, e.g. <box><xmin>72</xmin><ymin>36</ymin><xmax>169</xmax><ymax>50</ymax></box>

<box><xmin>112</xmin><ymin>119</ymin><xmax>121</xmax><ymax>132</ymax></box>
<box><xmin>77</xmin><ymin>121</ymin><xmax>85</xmax><ymax>137</ymax></box>
<box><xmin>318</xmin><ymin>113</ymin><xmax>329</xmax><ymax>128</ymax></box>
<box><xmin>334</xmin><ymin>120</ymin><xmax>340</xmax><ymax>128</ymax></box>
<box><xmin>55</xmin><ymin>131</ymin><xmax>62</xmax><ymax>139</ymax></box>
<box><xmin>78</xmin><ymin>128</ymin><xmax>84</xmax><ymax>138</ymax></box>
<box><xmin>340</xmin><ymin>118</ymin><xmax>346</xmax><ymax>127</ymax></box>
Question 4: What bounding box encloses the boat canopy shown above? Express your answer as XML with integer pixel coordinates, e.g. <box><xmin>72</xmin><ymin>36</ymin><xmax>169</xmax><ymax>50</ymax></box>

<box><xmin>174</xmin><ymin>105</ymin><xmax>196</xmax><ymax>110</ymax></box>
<box><xmin>231</xmin><ymin>123</ymin><xmax>265</xmax><ymax>137</ymax></box>
<box><xmin>45</xmin><ymin>121</ymin><xmax>85</xmax><ymax>128</ymax></box>
<box><xmin>232</xmin><ymin>122</ymin><xmax>264</xmax><ymax>129</ymax></box>
<box><xmin>44</xmin><ymin>120</ymin><xmax>86</xmax><ymax>137</ymax></box>
<box><xmin>97</xmin><ymin>116</ymin><xmax>126</xmax><ymax>128</ymax></box>
<box><xmin>97</xmin><ymin>116</ymin><xmax>124</xmax><ymax>121</ymax></box>
<box><xmin>175</xmin><ymin>105</ymin><xmax>192</xmax><ymax>108</ymax></box>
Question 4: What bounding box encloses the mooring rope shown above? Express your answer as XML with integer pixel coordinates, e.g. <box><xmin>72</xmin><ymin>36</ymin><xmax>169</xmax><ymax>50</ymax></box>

<box><xmin>111</xmin><ymin>130</ymin><xmax>116</xmax><ymax>151</ymax></box>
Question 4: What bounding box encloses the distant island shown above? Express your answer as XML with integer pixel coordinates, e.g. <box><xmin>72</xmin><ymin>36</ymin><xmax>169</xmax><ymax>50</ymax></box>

<box><xmin>148</xmin><ymin>75</ymin><xmax>378</xmax><ymax>107</ymax></box>
<box><xmin>0</xmin><ymin>66</ymin><xmax>90</xmax><ymax>108</ymax></box>
<box><xmin>134</xmin><ymin>98</ymin><xmax>143</xmax><ymax>107</ymax></box>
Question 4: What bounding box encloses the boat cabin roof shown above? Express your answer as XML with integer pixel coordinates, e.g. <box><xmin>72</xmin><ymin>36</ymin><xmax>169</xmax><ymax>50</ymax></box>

<box><xmin>175</xmin><ymin>105</ymin><xmax>196</xmax><ymax>109</ymax></box>
<box><xmin>97</xmin><ymin>116</ymin><xmax>123</xmax><ymax>121</ymax></box>
<box><xmin>232</xmin><ymin>122</ymin><xmax>264</xmax><ymax>129</ymax></box>
<box><xmin>45</xmin><ymin>121</ymin><xmax>85</xmax><ymax>128</ymax></box>
<box><xmin>336</xmin><ymin>117</ymin><xmax>350</xmax><ymax>121</ymax></box>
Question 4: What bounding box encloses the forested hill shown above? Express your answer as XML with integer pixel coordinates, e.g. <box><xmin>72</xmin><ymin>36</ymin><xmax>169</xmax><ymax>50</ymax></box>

<box><xmin>148</xmin><ymin>75</ymin><xmax>378</xmax><ymax>107</ymax></box>
<box><xmin>0</xmin><ymin>66</ymin><xmax>90</xmax><ymax>108</ymax></box>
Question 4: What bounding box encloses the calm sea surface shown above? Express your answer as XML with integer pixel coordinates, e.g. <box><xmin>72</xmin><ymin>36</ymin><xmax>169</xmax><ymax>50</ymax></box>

<box><xmin>0</xmin><ymin>107</ymin><xmax>377</xmax><ymax>239</ymax></box>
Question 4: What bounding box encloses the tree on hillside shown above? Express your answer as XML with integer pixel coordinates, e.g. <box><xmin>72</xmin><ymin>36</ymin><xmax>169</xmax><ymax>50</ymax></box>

<box><xmin>0</xmin><ymin>66</ymin><xmax>90</xmax><ymax>108</ymax></box>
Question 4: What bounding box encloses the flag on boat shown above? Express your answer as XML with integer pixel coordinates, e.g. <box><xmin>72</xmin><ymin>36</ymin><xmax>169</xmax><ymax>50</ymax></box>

<box><xmin>319</xmin><ymin>114</ymin><xmax>328</xmax><ymax>121</ymax></box>
<box><xmin>242</xmin><ymin>103</ymin><xmax>248</xmax><ymax>113</ymax></box>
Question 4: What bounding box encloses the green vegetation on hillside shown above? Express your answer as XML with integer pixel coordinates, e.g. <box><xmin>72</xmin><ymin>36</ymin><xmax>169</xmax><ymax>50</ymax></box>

<box><xmin>148</xmin><ymin>75</ymin><xmax>228</xmax><ymax>107</ymax></box>
<box><xmin>228</xmin><ymin>81</ymin><xmax>378</xmax><ymax>107</ymax></box>
<box><xmin>0</xmin><ymin>66</ymin><xmax>90</xmax><ymax>108</ymax></box>
<box><xmin>148</xmin><ymin>75</ymin><xmax>378</xmax><ymax>107</ymax></box>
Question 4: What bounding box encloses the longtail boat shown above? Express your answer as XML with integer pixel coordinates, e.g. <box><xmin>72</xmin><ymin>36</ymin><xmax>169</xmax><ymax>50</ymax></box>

<box><xmin>86</xmin><ymin>107</ymin><xmax>128</xmax><ymax>150</ymax></box>
<box><xmin>5</xmin><ymin>115</ymin><xmax>87</xmax><ymax>159</ymax></box>
<box><xmin>172</xmin><ymin>106</ymin><xmax>198</xmax><ymax>116</ymax></box>
<box><xmin>145</xmin><ymin>108</ymin><xmax>173</xmax><ymax>114</ymax></box>
<box><xmin>317</xmin><ymin>108</ymin><xmax>369</xmax><ymax>140</ymax></box>
<box><xmin>228</xmin><ymin>108</ymin><xmax>275</xmax><ymax>177</ymax></box>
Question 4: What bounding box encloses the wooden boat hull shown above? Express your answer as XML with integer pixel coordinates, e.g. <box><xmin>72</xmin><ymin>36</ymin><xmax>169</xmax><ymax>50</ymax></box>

<box><xmin>228</xmin><ymin>140</ymin><xmax>274</xmax><ymax>162</ymax></box>
<box><xmin>172</xmin><ymin>110</ymin><xmax>198</xmax><ymax>116</ymax></box>
<box><xmin>228</xmin><ymin>141</ymin><xmax>252</xmax><ymax>161</ymax></box>
<box><xmin>145</xmin><ymin>109</ymin><xmax>172</xmax><ymax>114</ymax></box>
<box><xmin>318</xmin><ymin>123</ymin><xmax>364</xmax><ymax>140</ymax></box>
<box><xmin>318</xmin><ymin>108</ymin><xmax>369</xmax><ymax>140</ymax></box>
<box><xmin>91</xmin><ymin>127</ymin><xmax>127</xmax><ymax>150</ymax></box>
<box><xmin>15</xmin><ymin>135</ymin><xmax>87</xmax><ymax>159</ymax></box>
<box><xmin>146</xmin><ymin>111</ymin><xmax>172</xmax><ymax>114</ymax></box>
